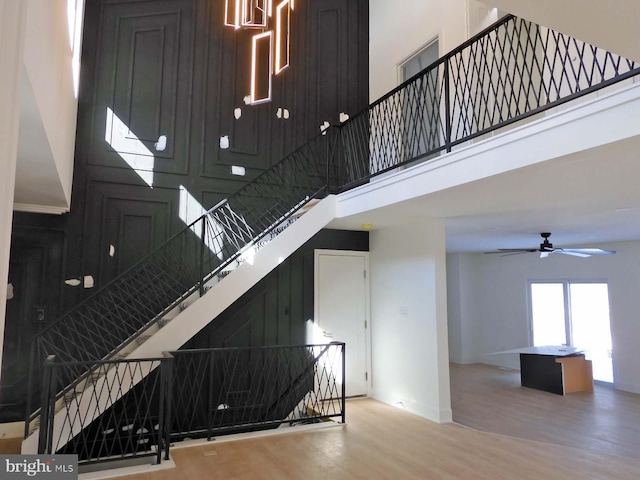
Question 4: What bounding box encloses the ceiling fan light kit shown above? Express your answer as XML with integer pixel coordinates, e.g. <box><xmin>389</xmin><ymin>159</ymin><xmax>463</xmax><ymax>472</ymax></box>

<box><xmin>485</xmin><ymin>232</ymin><xmax>616</xmax><ymax>258</ymax></box>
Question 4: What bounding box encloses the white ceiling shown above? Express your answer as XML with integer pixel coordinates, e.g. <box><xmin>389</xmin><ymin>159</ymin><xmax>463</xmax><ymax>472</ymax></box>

<box><xmin>328</xmin><ymin>133</ymin><xmax>640</xmax><ymax>253</ymax></box>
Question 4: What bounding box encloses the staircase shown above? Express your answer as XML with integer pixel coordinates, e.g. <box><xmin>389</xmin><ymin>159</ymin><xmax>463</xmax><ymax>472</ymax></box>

<box><xmin>23</xmin><ymin>130</ymin><xmax>339</xmax><ymax>453</ymax></box>
<box><xmin>20</xmin><ymin>13</ymin><xmax>640</xmax><ymax>460</ymax></box>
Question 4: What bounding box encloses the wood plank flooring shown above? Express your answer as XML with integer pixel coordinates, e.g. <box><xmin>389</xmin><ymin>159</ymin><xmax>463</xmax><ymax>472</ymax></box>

<box><xmin>118</xmin><ymin>392</ymin><xmax>640</xmax><ymax>479</ymax></box>
<box><xmin>450</xmin><ymin>362</ymin><xmax>640</xmax><ymax>459</ymax></box>
<box><xmin>0</xmin><ymin>437</ymin><xmax>22</xmax><ymax>454</ymax></box>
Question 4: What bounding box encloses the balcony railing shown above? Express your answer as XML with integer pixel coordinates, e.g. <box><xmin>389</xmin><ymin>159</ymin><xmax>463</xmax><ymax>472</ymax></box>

<box><xmin>333</xmin><ymin>15</ymin><xmax>640</xmax><ymax>190</ymax></box>
<box><xmin>38</xmin><ymin>343</ymin><xmax>345</xmax><ymax>469</ymax></box>
<box><xmin>168</xmin><ymin>343</ymin><xmax>346</xmax><ymax>441</ymax></box>
<box><xmin>38</xmin><ymin>355</ymin><xmax>172</xmax><ymax>468</ymax></box>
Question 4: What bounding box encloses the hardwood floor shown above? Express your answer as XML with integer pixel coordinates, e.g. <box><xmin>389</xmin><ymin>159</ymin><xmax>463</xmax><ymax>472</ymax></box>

<box><xmin>450</xmin><ymin>362</ymin><xmax>640</xmax><ymax>460</ymax></box>
<box><xmin>118</xmin><ymin>393</ymin><xmax>640</xmax><ymax>479</ymax></box>
<box><xmin>0</xmin><ymin>437</ymin><xmax>22</xmax><ymax>453</ymax></box>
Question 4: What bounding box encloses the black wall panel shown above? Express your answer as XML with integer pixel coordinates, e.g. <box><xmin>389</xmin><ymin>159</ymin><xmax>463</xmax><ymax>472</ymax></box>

<box><xmin>89</xmin><ymin>0</ymin><xmax>195</xmax><ymax>175</ymax></box>
<box><xmin>184</xmin><ymin>229</ymin><xmax>369</xmax><ymax>350</ymax></box>
<box><xmin>5</xmin><ymin>0</ymin><xmax>369</xmax><ymax>387</ymax></box>
<box><xmin>64</xmin><ymin>0</ymin><xmax>369</xmax><ymax>296</ymax></box>
<box><xmin>2</xmin><ymin>216</ymin><xmax>69</xmax><ymax>420</ymax></box>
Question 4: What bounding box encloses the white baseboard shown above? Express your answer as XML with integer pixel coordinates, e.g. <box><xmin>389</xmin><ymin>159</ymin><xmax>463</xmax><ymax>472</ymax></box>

<box><xmin>372</xmin><ymin>394</ymin><xmax>452</xmax><ymax>424</ymax></box>
<box><xmin>615</xmin><ymin>382</ymin><xmax>640</xmax><ymax>395</ymax></box>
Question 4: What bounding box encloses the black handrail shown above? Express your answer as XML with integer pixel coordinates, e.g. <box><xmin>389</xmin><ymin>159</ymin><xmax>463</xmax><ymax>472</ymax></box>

<box><xmin>333</xmin><ymin>15</ymin><xmax>640</xmax><ymax>190</ymax></box>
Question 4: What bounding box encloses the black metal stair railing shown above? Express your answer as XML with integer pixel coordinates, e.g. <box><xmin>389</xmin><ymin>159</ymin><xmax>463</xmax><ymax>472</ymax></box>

<box><xmin>335</xmin><ymin>14</ymin><xmax>640</xmax><ymax>190</ymax></box>
<box><xmin>37</xmin><ymin>344</ymin><xmax>344</xmax><ymax>467</ymax></box>
<box><xmin>37</xmin><ymin>355</ymin><xmax>173</xmax><ymax>468</ymax></box>
<box><xmin>168</xmin><ymin>343</ymin><xmax>345</xmax><ymax>441</ymax></box>
<box><xmin>25</xmin><ymin>130</ymin><xmax>336</xmax><ymax>434</ymax></box>
<box><xmin>21</xmin><ymin>12</ymin><xmax>640</xmax><ymax>445</ymax></box>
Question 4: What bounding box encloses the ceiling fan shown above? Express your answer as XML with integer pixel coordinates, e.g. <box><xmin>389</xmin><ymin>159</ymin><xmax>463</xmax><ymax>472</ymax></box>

<box><xmin>485</xmin><ymin>232</ymin><xmax>616</xmax><ymax>258</ymax></box>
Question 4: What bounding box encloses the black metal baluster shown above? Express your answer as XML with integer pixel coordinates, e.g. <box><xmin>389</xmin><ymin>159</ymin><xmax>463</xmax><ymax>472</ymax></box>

<box><xmin>24</xmin><ymin>340</ymin><xmax>37</xmax><ymax>438</ymax></box>
<box><xmin>164</xmin><ymin>354</ymin><xmax>174</xmax><ymax>461</ymax></box>
<box><xmin>199</xmin><ymin>217</ymin><xmax>206</xmax><ymax>297</ymax></box>
<box><xmin>341</xmin><ymin>343</ymin><xmax>346</xmax><ymax>424</ymax></box>
<box><xmin>444</xmin><ymin>59</ymin><xmax>452</xmax><ymax>153</ymax></box>
<box><xmin>207</xmin><ymin>351</ymin><xmax>215</xmax><ymax>441</ymax></box>
<box><xmin>37</xmin><ymin>356</ymin><xmax>54</xmax><ymax>453</ymax></box>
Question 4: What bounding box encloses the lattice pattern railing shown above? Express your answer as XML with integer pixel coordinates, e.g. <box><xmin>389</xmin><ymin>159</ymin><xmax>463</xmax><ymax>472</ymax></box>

<box><xmin>38</xmin><ymin>356</ymin><xmax>171</xmax><ymax>467</ymax></box>
<box><xmin>335</xmin><ymin>15</ymin><xmax>640</xmax><ymax>189</ymax></box>
<box><xmin>169</xmin><ymin>343</ymin><xmax>345</xmax><ymax>441</ymax></box>
<box><xmin>38</xmin><ymin>344</ymin><xmax>344</xmax><ymax>466</ymax></box>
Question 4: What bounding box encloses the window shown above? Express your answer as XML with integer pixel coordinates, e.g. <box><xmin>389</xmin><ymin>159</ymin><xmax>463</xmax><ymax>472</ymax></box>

<box><xmin>399</xmin><ymin>40</ymin><xmax>440</xmax><ymax>164</ymax></box>
<box><xmin>529</xmin><ymin>280</ymin><xmax>613</xmax><ymax>382</ymax></box>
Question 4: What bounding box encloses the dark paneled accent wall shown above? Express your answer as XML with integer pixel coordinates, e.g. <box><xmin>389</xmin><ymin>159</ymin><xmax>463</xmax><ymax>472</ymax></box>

<box><xmin>4</xmin><ymin>214</ymin><xmax>67</xmax><ymax>406</ymax></box>
<box><xmin>184</xmin><ymin>229</ymin><xmax>369</xmax><ymax>350</ymax></box>
<box><xmin>66</xmin><ymin>0</ymin><xmax>369</xmax><ymax>304</ymax></box>
<box><xmin>4</xmin><ymin>0</ymin><xmax>368</xmax><ymax>379</ymax></box>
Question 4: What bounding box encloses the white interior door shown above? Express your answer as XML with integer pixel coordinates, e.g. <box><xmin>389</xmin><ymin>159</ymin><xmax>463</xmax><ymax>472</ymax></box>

<box><xmin>315</xmin><ymin>250</ymin><xmax>369</xmax><ymax>397</ymax></box>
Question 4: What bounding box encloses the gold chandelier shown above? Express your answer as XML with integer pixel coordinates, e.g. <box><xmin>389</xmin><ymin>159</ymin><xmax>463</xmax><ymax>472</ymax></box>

<box><xmin>225</xmin><ymin>0</ymin><xmax>295</xmax><ymax>104</ymax></box>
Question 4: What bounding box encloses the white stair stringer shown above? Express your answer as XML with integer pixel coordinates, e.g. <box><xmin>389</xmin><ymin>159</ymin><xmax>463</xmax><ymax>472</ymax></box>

<box><xmin>22</xmin><ymin>195</ymin><xmax>337</xmax><ymax>454</ymax></box>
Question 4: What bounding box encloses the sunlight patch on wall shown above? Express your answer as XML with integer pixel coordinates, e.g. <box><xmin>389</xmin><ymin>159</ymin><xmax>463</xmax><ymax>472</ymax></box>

<box><xmin>178</xmin><ymin>185</ymin><xmax>225</xmax><ymax>259</ymax></box>
<box><xmin>105</xmin><ymin>107</ymin><xmax>155</xmax><ymax>187</ymax></box>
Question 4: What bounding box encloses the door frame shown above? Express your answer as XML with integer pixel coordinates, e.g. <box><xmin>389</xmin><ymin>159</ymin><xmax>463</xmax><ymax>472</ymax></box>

<box><xmin>313</xmin><ymin>249</ymin><xmax>372</xmax><ymax>396</ymax></box>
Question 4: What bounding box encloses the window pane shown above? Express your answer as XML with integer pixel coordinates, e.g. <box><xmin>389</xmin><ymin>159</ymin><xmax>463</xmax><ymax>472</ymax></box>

<box><xmin>570</xmin><ymin>283</ymin><xmax>613</xmax><ymax>382</ymax></box>
<box><xmin>400</xmin><ymin>41</ymin><xmax>440</xmax><ymax>163</ymax></box>
<box><xmin>531</xmin><ymin>283</ymin><xmax>566</xmax><ymax>346</ymax></box>
<box><xmin>402</xmin><ymin>42</ymin><xmax>439</xmax><ymax>81</ymax></box>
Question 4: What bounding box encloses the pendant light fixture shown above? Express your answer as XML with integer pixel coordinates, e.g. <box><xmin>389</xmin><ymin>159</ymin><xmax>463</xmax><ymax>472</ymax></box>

<box><xmin>224</xmin><ymin>0</ymin><xmax>294</xmax><ymax>104</ymax></box>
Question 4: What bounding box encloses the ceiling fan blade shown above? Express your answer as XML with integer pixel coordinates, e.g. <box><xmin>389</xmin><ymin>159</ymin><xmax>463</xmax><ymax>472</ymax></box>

<box><xmin>556</xmin><ymin>249</ymin><xmax>591</xmax><ymax>258</ymax></box>
<box><xmin>484</xmin><ymin>251</ymin><xmax>529</xmax><ymax>256</ymax></box>
<box><xmin>562</xmin><ymin>248</ymin><xmax>616</xmax><ymax>255</ymax></box>
<box><xmin>488</xmin><ymin>233</ymin><xmax>616</xmax><ymax>260</ymax></box>
<box><xmin>484</xmin><ymin>248</ymin><xmax>537</xmax><ymax>254</ymax></box>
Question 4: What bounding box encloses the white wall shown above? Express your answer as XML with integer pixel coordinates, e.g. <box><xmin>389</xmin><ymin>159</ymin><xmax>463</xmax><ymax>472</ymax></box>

<box><xmin>447</xmin><ymin>241</ymin><xmax>640</xmax><ymax>393</ymax></box>
<box><xmin>21</xmin><ymin>0</ymin><xmax>80</xmax><ymax>207</ymax></box>
<box><xmin>369</xmin><ymin>0</ymin><xmax>469</xmax><ymax>101</ymax></box>
<box><xmin>446</xmin><ymin>253</ymin><xmax>484</xmax><ymax>364</ymax></box>
<box><xmin>0</xmin><ymin>0</ymin><xmax>27</xmax><ymax>376</ymax></box>
<box><xmin>485</xmin><ymin>0</ymin><xmax>640</xmax><ymax>63</ymax></box>
<box><xmin>370</xmin><ymin>220</ymin><xmax>452</xmax><ymax>423</ymax></box>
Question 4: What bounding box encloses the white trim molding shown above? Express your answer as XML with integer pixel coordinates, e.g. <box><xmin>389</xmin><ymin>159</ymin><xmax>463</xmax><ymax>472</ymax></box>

<box><xmin>13</xmin><ymin>203</ymin><xmax>69</xmax><ymax>215</ymax></box>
